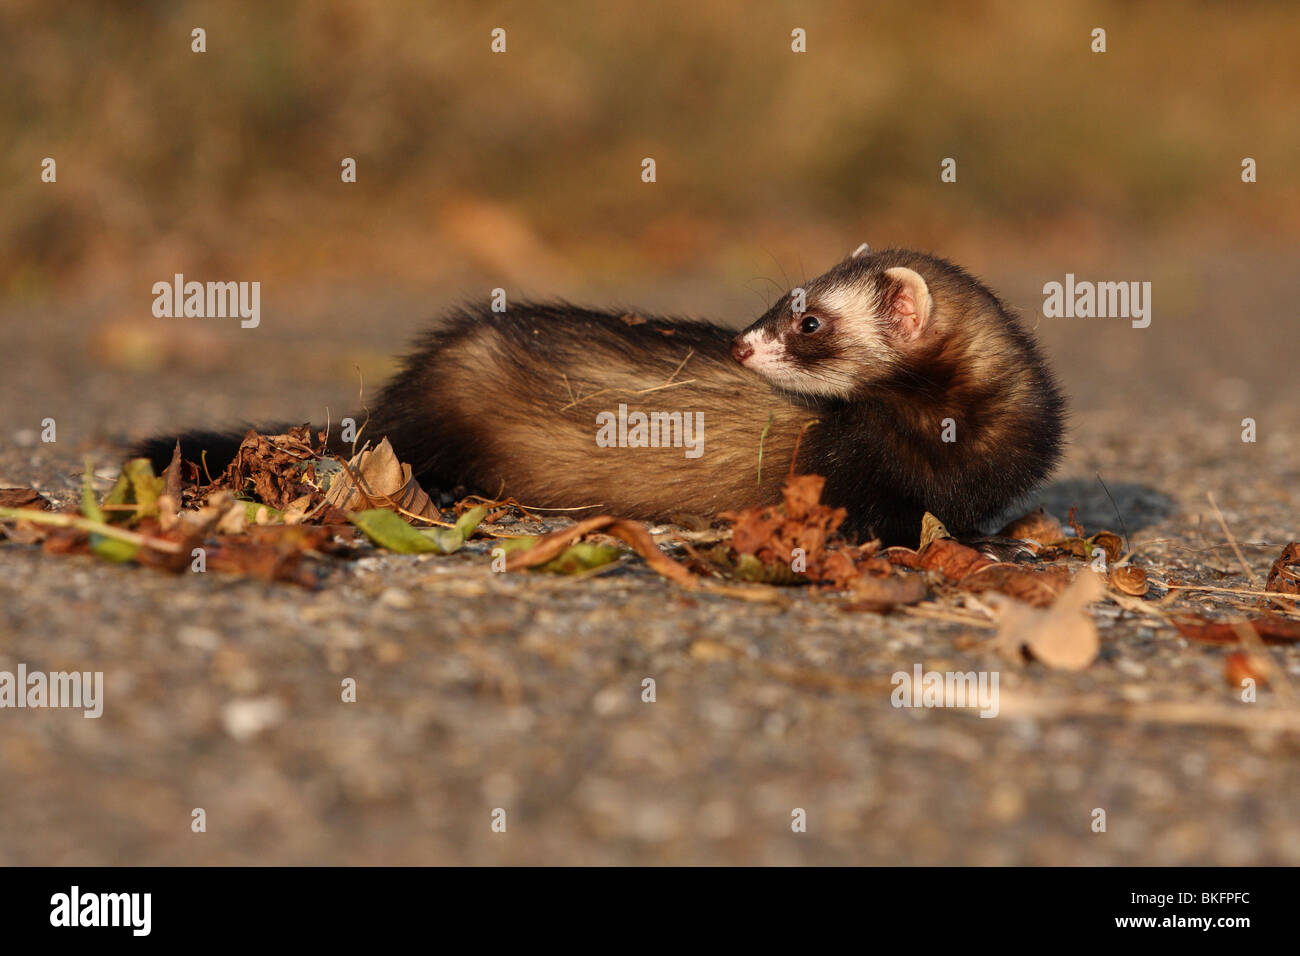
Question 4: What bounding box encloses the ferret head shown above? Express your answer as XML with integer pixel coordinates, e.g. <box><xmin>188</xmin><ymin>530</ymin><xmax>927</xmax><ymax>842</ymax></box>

<box><xmin>731</xmin><ymin>246</ymin><xmax>938</xmax><ymax>398</ymax></box>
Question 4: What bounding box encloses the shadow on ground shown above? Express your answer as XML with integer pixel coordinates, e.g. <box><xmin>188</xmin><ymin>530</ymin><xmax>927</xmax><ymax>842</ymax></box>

<box><xmin>1039</xmin><ymin>478</ymin><xmax>1178</xmax><ymax>536</ymax></box>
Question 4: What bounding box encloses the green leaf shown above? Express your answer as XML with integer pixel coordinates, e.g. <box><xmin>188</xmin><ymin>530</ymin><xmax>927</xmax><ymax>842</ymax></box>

<box><xmin>732</xmin><ymin>552</ymin><xmax>803</xmax><ymax>585</ymax></box>
<box><xmin>123</xmin><ymin>458</ymin><xmax>164</xmax><ymax>519</ymax></box>
<box><xmin>492</xmin><ymin>536</ymin><xmax>537</xmax><ymax>552</ymax></box>
<box><xmin>80</xmin><ymin>459</ymin><xmax>104</xmax><ymax>522</ymax></box>
<box><xmin>537</xmin><ymin>541</ymin><xmax>621</xmax><ymax>574</ymax></box>
<box><xmin>349</xmin><ymin>505</ymin><xmax>487</xmax><ymax>555</ymax></box>
<box><xmin>100</xmin><ymin>471</ymin><xmax>132</xmax><ymax>520</ymax></box>
<box><xmin>240</xmin><ymin>500</ymin><xmax>284</xmax><ymax>524</ymax></box>
<box><xmin>350</xmin><ymin>509</ymin><xmax>444</xmax><ymax>553</ymax></box>
<box><xmin>455</xmin><ymin>505</ymin><xmax>488</xmax><ymax>538</ymax></box>
<box><xmin>90</xmin><ymin>533</ymin><xmax>139</xmax><ymax>563</ymax></box>
<box><xmin>493</xmin><ymin>535</ymin><xmax>621</xmax><ymax>574</ymax></box>
<box><xmin>83</xmin><ymin>459</ymin><xmax>164</xmax><ymax>526</ymax></box>
<box><xmin>80</xmin><ymin>461</ymin><xmax>142</xmax><ymax>560</ymax></box>
<box><xmin>0</xmin><ymin>506</ymin><xmax>160</xmax><ymax>562</ymax></box>
<box><xmin>420</xmin><ymin>505</ymin><xmax>489</xmax><ymax>553</ymax></box>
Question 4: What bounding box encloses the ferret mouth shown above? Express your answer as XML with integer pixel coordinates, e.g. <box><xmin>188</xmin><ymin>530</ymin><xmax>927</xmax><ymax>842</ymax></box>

<box><xmin>738</xmin><ymin>356</ymin><xmax>804</xmax><ymax>389</ymax></box>
<box><xmin>731</xmin><ymin>329</ymin><xmax>783</xmax><ymax>367</ymax></box>
<box><xmin>731</xmin><ymin>332</ymin><xmax>797</xmax><ymax>383</ymax></box>
<box><xmin>739</xmin><ymin>353</ymin><xmax>861</xmax><ymax>399</ymax></box>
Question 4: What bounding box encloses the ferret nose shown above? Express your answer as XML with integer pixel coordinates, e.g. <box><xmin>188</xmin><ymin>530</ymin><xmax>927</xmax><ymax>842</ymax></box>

<box><xmin>731</xmin><ymin>338</ymin><xmax>754</xmax><ymax>363</ymax></box>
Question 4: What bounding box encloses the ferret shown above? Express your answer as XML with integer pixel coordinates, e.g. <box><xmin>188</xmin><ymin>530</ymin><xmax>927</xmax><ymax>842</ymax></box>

<box><xmin>134</xmin><ymin>247</ymin><xmax>1065</xmax><ymax>545</ymax></box>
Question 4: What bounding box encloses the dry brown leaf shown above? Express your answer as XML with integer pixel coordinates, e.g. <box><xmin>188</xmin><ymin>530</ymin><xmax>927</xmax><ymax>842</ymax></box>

<box><xmin>194</xmin><ymin>526</ymin><xmax>336</xmax><ymax>588</ymax></box>
<box><xmin>916</xmin><ymin>538</ymin><xmax>993</xmax><ymax>579</ymax></box>
<box><xmin>1265</xmin><ymin>543</ymin><xmax>1300</xmax><ymax>596</ymax></box>
<box><xmin>843</xmin><ymin>574</ymin><xmax>928</xmax><ymax>611</ymax></box>
<box><xmin>884</xmin><ymin>546</ymin><xmax>923</xmax><ymax>569</ymax></box>
<box><xmin>179</xmin><ymin>490</ymin><xmax>237</xmax><ymax>537</ymax></box>
<box><xmin>324</xmin><ymin>437</ymin><xmax>439</xmax><ymax>520</ymax></box>
<box><xmin>963</xmin><ymin>563</ymin><xmax>1069</xmax><ymax>607</ymax></box>
<box><xmin>0</xmin><ymin>488</ymin><xmax>52</xmax><ymax>510</ymax></box>
<box><xmin>997</xmin><ymin>506</ymin><xmax>1062</xmax><ymax>543</ymax></box>
<box><xmin>157</xmin><ymin>441</ymin><xmax>184</xmax><ymax>531</ymax></box>
<box><xmin>775</xmin><ymin>473</ymin><xmax>836</xmax><ymax>522</ymax></box>
<box><xmin>205</xmin><ymin>426</ymin><xmax>322</xmax><ymax>510</ymax></box>
<box><xmin>1224</xmin><ymin>651</ymin><xmax>1269</xmax><ymax>688</ymax></box>
<box><xmin>504</xmin><ymin>515</ymin><xmax>698</xmax><ymax>589</ymax></box>
<box><xmin>215</xmin><ymin>501</ymin><xmax>247</xmax><ymax>535</ymax></box>
<box><xmin>918</xmin><ymin>512</ymin><xmax>952</xmax><ymax>550</ymax></box>
<box><xmin>1172</xmin><ymin>614</ymin><xmax>1300</xmax><ymax>646</ymax></box>
<box><xmin>0</xmin><ymin>487</ymin><xmax>53</xmax><ymax>544</ymax></box>
<box><xmin>1049</xmin><ymin>537</ymin><xmax>1090</xmax><ymax>559</ymax></box>
<box><xmin>716</xmin><ymin>474</ymin><xmax>893</xmax><ymax>589</ymax></box>
<box><xmin>1090</xmin><ymin>531</ymin><xmax>1124</xmax><ymax>564</ymax></box>
<box><xmin>1110</xmin><ymin>566</ymin><xmax>1149</xmax><ymax>596</ymax></box>
<box><xmin>282</xmin><ymin>494</ymin><xmax>312</xmax><ymax>525</ymax></box>
<box><xmin>1043</xmin><ymin>530</ymin><xmax>1123</xmax><ymax>564</ymax></box>
<box><xmin>989</xmin><ymin>571</ymin><xmax>1104</xmax><ymax>670</ymax></box>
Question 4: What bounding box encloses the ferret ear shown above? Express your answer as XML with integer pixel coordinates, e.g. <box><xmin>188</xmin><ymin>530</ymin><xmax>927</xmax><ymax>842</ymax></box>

<box><xmin>880</xmin><ymin>267</ymin><xmax>932</xmax><ymax>341</ymax></box>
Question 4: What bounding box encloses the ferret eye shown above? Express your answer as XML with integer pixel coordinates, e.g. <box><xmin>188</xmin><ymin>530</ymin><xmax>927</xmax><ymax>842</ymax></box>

<box><xmin>799</xmin><ymin>315</ymin><xmax>821</xmax><ymax>334</ymax></box>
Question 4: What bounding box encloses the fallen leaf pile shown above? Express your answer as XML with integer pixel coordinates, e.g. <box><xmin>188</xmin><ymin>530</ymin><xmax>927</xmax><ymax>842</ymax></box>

<box><xmin>886</xmin><ymin>538</ymin><xmax>1072</xmax><ymax>608</ymax></box>
<box><xmin>0</xmin><ymin>447</ymin><xmax>357</xmax><ymax>587</ymax></box>
<box><xmin>2</xmin><ymin>432</ymin><xmax>1298</xmax><ymax>684</ymax></box>
<box><xmin>709</xmin><ymin>475</ymin><xmax>895</xmax><ymax>589</ymax></box>
<box><xmin>0</xmin><ymin>427</ymin><xmax>490</xmax><ymax>588</ymax></box>
<box><xmin>203</xmin><ymin>426</ymin><xmax>324</xmax><ymax>511</ymax></box>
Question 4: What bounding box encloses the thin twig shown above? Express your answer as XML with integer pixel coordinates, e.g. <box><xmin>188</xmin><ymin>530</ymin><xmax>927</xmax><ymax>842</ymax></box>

<box><xmin>0</xmin><ymin>508</ymin><xmax>183</xmax><ymax>554</ymax></box>
<box><xmin>898</xmin><ymin>604</ymin><xmax>993</xmax><ymax>627</ymax></box>
<box><xmin>1159</xmin><ymin>581</ymin><xmax>1299</xmax><ymax>605</ymax></box>
<box><xmin>557</xmin><ymin>351</ymin><xmax>697</xmax><ymax>412</ymax></box>
<box><xmin>993</xmin><ymin>690</ymin><xmax>1300</xmax><ymax>734</ymax></box>
<box><xmin>756</xmin><ymin>412</ymin><xmax>774</xmax><ymax>486</ymax></box>
<box><xmin>661</xmin><ymin>347</ymin><xmax>695</xmax><ymax>385</ymax></box>
<box><xmin>788</xmin><ymin>418</ymin><xmax>820</xmax><ymax>477</ymax></box>
<box><xmin>632</xmin><ymin>378</ymin><xmax>698</xmax><ymax>396</ymax></box>
<box><xmin>351</xmin><ymin>364</ymin><xmax>370</xmax><ymax>458</ymax></box>
<box><xmin>558</xmin><ymin>387</ymin><xmax>611</xmax><ymax>412</ymax></box>
<box><xmin>1206</xmin><ymin>491</ymin><xmax>1260</xmax><ymax>586</ymax></box>
<box><xmin>1096</xmin><ymin>471</ymin><xmax>1130</xmax><ymax>555</ymax></box>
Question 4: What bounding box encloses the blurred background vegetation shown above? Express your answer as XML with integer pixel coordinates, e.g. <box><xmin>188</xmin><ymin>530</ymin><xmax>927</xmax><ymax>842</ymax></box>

<box><xmin>3</xmin><ymin>0</ymin><xmax>1296</xmax><ymax>300</ymax></box>
<box><xmin>1</xmin><ymin>0</ymin><xmax>1297</xmax><ymax>430</ymax></box>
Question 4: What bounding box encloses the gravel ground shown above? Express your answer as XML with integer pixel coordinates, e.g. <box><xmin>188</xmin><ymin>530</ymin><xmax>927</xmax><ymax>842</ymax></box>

<box><xmin>1</xmin><ymin>253</ymin><xmax>1298</xmax><ymax>865</ymax></box>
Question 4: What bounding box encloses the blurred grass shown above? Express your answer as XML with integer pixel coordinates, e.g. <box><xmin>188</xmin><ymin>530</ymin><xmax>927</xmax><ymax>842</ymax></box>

<box><xmin>1</xmin><ymin>0</ymin><xmax>1297</xmax><ymax>300</ymax></box>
